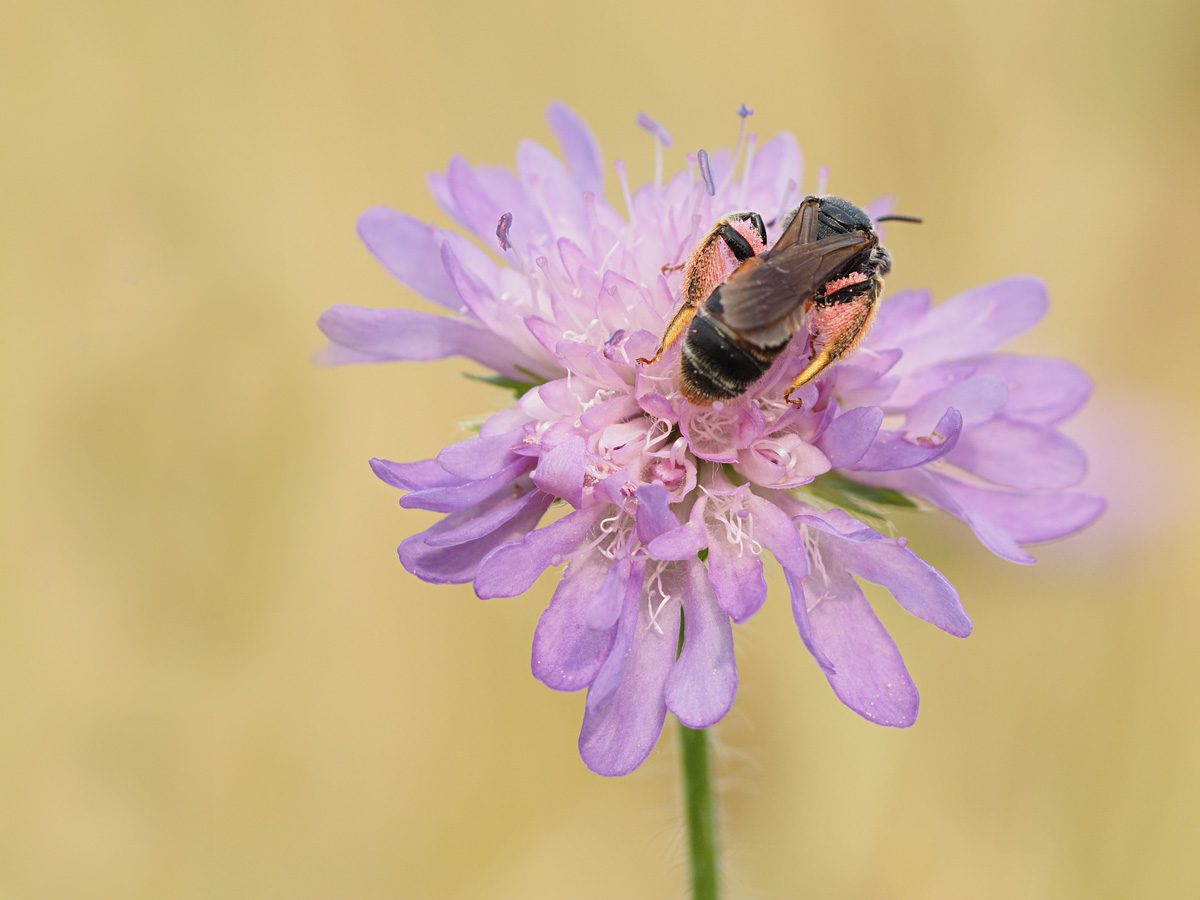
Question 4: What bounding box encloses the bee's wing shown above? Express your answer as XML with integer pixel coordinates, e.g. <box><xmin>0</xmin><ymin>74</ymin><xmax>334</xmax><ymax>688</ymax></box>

<box><xmin>767</xmin><ymin>196</ymin><xmax>821</xmax><ymax>254</ymax></box>
<box><xmin>712</xmin><ymin>231</ymin><xmax>874</xmax><ymax>340</ymax></box>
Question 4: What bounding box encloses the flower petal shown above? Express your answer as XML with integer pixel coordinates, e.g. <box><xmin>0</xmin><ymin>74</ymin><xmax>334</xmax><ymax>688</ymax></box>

<box><xmin>939</xmin><ymin>480</ymin><xmax>1106</xmax><ymax>544</ymax></box>
<box><xmin>635</xmin><ymin>483</ymin><xmax>680</xmax><ymax>545</ymax></box>
<box><xmin>400</xmin><ymin>457</ymin><xmax>533</xmax><ymax>513</ymax></box>
<box><xmin>802</xmin><ymin>562</ymin><xmax>919</xmax><ymax>727</ymax></box>
<box><xmin>947</xmin><ymin>416</ymin><xmax>1088</xmax><ymax>490</ymax></box>
<box><xmin>851</xmin><ymin>469</ymin><xmax>1036</xmax><ymax>564</ymax></box>
<box><xmin>532</xmin><ymin>434</ymin><xmax>586</xmax><ymax>508</ymax></box>
<box><xmin>425</xmin><ymin>485</ymin><xmax>549</xmax><ymax>549</ymax></box>
<box><xmin>531</xmin><ymin>550</ymin><xmax>621</xmax><ymax>691</ymax></box>
<box><xmin>783</xmin><ymin>567</ymin><xmax>835</xmax><ymax>674</ymax></box>
<box><xmin>885</xmin><ymin>276</ymin><xmax>1049</xmax><ymax>375</ymax></box>
<box><xmin>903</xmin><ymin>374</ymin><xmax>1007</xmax><ymax>436</ymax></box>
<box><xmin>817</xmin><ymin>405</ymin><xmax>884</xmax><ymax>468</ymax></box>
<box><xmin>578</xmin><ymin>567</ymin><xmax>680</xmax><ymax>777</ymax></box>
<box><xmin>355</xmin><ymin>208</ymin><xmax>462</xmax><ymax>310</ymax></box>
<box><xmin>586</xmin><ymin>556</ymin><xmax>631</xmax><ymax>630</ymax></box>
<box><xmin>431</xmin><ymin>155</ymin><xmax>548</xmax><ymax>244</ymax></box>
<box><xmin>370</xmin><ymin>457</ymin><xmax>464</xmax><ymax>492</ymax></box>
<box><xmin>646</xmin><ymin>497</ymin><xmax>709</xmax><ymax>560</ymax></box>
<box><xmin>399</xmin><ymin>491</ymin><xmax>552</xmax><ymax>584</ymax></box>
<box><xmin>853</xmin><ymin>408</ymin><xmax>963</xmax><ymax>471</ymax></box>
<box><xmin>744</xmin><ymin>132</ymin><xmax>802</xmax><ymax>213</ymax></box>
<box><xmin>473</xmin><ymin>504</ymin><xmax>609</xmax><ymax>598</ymax></box>
<box><xmin>865</xmin><ymin>289</ymin><xmax>931</xmax><ymax>348</ymax></box>
<box><xmin>545</xmin><ymin>102</ymin><xmax>605</xmax><ymax>197</ymax></box>
<box><xmin>799</xmin><ymin>512</ymin><xmax>972</xmax><ymax>637</ymax></box>
<box><xmin>585</xmin><ymin>558</ymin><xmax>647</xmax><ymax>711</ymax></box>
<box><xmin>745</xmin><ymin>494</ymin><xmax>810</xmax><ymax>579</ymax></box>
<box><xmin>665</xmin><ymin>559</ymin><xmax>737</xmax><ymax>728</ymax></box>
<box><xmin>967</xmin><ymin>354</ymin><xmax>1092</xmax><ymax>425</ymax></box>
<box><xmin>705</xmin><ymin>529</ymin><xmax>767</xmax><ymax>624</ymax></box>
<box><xmin>316</xmin><ymin>305</ymin><xmax>524</xmax><ymax>375</ymax></box>
<box><xmin>437</xmin><ymin>429</ymin><xmax>524</xmax><ymax>480</ymax></box>
<box><xmin>517</xmin><ymin>139</ymin><xmax>590</xmax><ymax>249</ymax></box>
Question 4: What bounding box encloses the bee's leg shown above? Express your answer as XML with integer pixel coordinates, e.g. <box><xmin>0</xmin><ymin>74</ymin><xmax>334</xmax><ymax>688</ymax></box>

<box><xmin>782</xmin><ymin>283</ymin><xmax>881</xmax><ymax>406</ymax></box>
<box><xmin>640</xmin><ymin>216</ymin><xmax>764</xmax><ymax>367</ymax></box>
<box><xmin>637</xmin><ymin>301</ymin><xmax>699</xmax><ymax>366</ymax></box>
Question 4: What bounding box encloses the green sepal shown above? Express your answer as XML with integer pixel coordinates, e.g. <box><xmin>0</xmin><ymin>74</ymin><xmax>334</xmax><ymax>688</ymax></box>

<box><xmin>809</xmin><ymin>471</ymin><xmax>919</xmax><ymax>511</ymax></box>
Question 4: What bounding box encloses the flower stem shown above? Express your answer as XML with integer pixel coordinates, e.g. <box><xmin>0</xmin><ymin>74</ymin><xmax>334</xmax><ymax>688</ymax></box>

<box><xmin>678</xmin><ymin>720</ymin><xmax>720</xmax><ymax>900</ymax></box>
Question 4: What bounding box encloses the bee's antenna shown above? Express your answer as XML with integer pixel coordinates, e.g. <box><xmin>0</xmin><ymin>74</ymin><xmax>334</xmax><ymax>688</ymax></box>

<box><xmin>876</xmin><ymin>214</ymin><xmax>923</xmax><ymax>224</ymax></box>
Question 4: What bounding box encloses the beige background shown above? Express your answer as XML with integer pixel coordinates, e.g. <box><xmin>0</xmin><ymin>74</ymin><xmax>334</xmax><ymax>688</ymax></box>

<box><xmin>3</xmin><ymin>1</ymin><xmax>1199</xmax><ymax>898</ymax></box>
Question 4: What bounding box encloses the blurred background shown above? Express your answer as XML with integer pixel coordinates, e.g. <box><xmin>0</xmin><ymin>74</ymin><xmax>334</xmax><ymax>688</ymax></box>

<box><xmin>2</xmin><ymin>1</ymin><xmax>1198</xmax><ymax>897</ymax></box>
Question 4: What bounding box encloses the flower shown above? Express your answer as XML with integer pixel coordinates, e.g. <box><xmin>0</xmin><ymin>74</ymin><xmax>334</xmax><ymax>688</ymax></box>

<box><xmin>318</xmin><ymin>104</ymin><xmax>1104</xmax><ymax>776</ymax></box>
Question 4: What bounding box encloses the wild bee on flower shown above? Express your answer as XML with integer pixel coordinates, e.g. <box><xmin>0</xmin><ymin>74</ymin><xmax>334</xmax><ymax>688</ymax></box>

<box><xmin>319</xmin><ymin>104</ymin><xmax>1103</xmax><ymax>775</ymax></box>
<box><xmin>640</xmin><ymin>195</ymin><xmax>921</xmax><ymax>406</ymax></box>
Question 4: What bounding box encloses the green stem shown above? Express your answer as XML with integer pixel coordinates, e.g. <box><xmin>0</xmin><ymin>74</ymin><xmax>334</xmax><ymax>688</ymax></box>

<box><xmin>678</xmin><ymin>720</ymin><xmax>720</xmax><ymax>900</ymax></box>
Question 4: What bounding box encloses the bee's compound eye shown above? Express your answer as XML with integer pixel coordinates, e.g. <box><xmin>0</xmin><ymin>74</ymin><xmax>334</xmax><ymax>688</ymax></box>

<box><xmin>817</xmin><ymin>196</ymin><xmax>873</xmax><ymax>236</ymax></box>
<box><xmin>874</xmin><ymin>246</ymin><xmax>893</xmax><ymax>276</ymax></box>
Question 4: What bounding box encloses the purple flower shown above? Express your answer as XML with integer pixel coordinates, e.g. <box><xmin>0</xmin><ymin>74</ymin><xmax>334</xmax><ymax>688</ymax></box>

<box><xmin>319</xmin><ymin>104</ymin><xmax>1104</xmax><ymax>776</ymax></box>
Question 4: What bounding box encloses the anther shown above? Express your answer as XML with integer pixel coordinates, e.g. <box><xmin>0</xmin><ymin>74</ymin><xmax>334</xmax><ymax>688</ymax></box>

<box><xmin>635</xmin><ymin>112</ymin><xmax>673</xmax><ymax>147</ymax></box>
<box><xmin>496</xmin><ymin>212</ymin><xmax>513</xmax><ymax>251</ymax></box>
<box><xmin>697</xmin><ymin>149</ymin><xmax>716</xmax><ymax>196</ymax></box>
<box><xmin>636</xmin><ymin>112</ymin><xmax>672</xmax><ymax>189</ymax></box>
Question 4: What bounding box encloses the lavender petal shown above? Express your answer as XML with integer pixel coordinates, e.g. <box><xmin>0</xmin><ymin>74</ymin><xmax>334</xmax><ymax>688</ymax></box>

<box><xmin>966</xmin><ymin>354</ymin><xmax>1093</xmax><ymax>425</ymax></box>
<box><xmin>803</xmin><ymin>563</ymin><xmax>919</xmax><ymax>727</ymax></box>
<box><xmin>437</xmin><ymin>429</ymin><xmax>524</xmax><ymax>480</ymax></box>
<box><xmin>531</xmin><ymin>550</ymin><xmax>621</xmax><ymax>691</ymax></box>
<box><xmin>798</xmin><ymin>512</ymin><xmax>972</xmax><ymax>637</ymax></box>
<box><xmin>317</xmin><ymin>304</ymin><xmax>523</xmax><ymax>375</ymax></box>
<box><xmin>400</xmin><ymin>457</ymin><xmax>533</xmax><ymax>513</ymax></box>
<box><xmin>399</xmin><ymin>491</ymin><xmax>552</xmax><ymax>584</ymax></box>
<box><xmin>634</xmin><ymin>483</ymin><xmax>680</xmax><ymax>545</ymax></box>
<box><xmin>545</xmin><ymin>102</ymin><xmax>605</xmax><ymax>197</ymax></box>
<box><xmin>853</xmin><ymin>408</ymin><xmax>963</xmax><ymax>471</ymax></box>
<box><xmin>665</xmin><ymin>559</ymin><xmax>738</xmax><ymax>728</ymax></box>
<box><xmin>578</xmin><ymin>568</ymin><xmax>679</xmax><ymax>777</ymax></box>
<box><xmin>903</xmin><ymin>374</ymin><xmax>1007</xmax><ymax>436</ymax></box>
<box><xmin>370</xmin><ymin>457</ymin><xmax>464</xmax><ymax>492</ymax></box>
<box><xmin>706</xmin><ymin>529</ymin><xmax>767</xmax><ymax>623</ymax></box>
<box><xmin>532</xmin><ymin>435</ymin><xmax>586</xmax><ymax>509</ymax></box>
<box><xmin>940</xmin><ymin>479</ymin><xmax>1106</xmax><ymax>544</ymax></box>
<box><xmin>355</xmin><ymin>208</ymin><xmax>463</xmax><ymax>310</ymax></box>
<box><xmin>473</xmin><ymin>504</ymin><xmax>609</xmax><ymax>599</ymax></box>
<box><xmin>947</xmin><ymin>416</ymin><xmax>1088</xmax><ymax>490</ymax></box>
<box><xmin>585</xmin><ymin>558</ymin><xmax>647</xmax><ymax>712</ymax></box>
<box><xmin>885</xmin><ymin>277</ymin><xmax>1049</xmax><ymax>375</ymax></box>
<box><xmin>817</xmin><ymin>405</ymin><xmax>884</xmax><ymax>468</ymax></box>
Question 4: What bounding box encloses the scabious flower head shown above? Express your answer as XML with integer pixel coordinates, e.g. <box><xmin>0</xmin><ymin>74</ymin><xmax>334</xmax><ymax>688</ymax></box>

<box><xmin>318</xmin><ymin>104</ymin><xmax>1104</xmax><ymax>776</ymax></box>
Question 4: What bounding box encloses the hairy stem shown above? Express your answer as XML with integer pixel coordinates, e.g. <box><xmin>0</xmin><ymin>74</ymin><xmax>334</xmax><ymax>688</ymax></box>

<box><xmin>678</xmin><ymin>720</ymin><xmax>720</xmax><ymax>900</ymax></box>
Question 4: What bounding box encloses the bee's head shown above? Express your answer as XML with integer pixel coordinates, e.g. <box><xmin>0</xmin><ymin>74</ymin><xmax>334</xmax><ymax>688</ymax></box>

<box><xmin>872</xmin><ymin>244</ymin><xmax>893</xmax><ymax>277</ymax></box>
<box><xmin>816</xmin><ymin>196</ymin><xmax>874</xmax><ymax>238</ymax></box>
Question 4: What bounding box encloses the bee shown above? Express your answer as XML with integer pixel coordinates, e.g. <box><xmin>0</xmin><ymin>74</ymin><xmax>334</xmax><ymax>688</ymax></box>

<box><xmin>638</xmin><ymin>195</ymin><xmax>917</xmax><ymax>406</ymax></box>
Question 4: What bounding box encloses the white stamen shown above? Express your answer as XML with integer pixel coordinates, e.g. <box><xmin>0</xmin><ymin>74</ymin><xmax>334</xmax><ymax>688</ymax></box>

<box><xmin>614</xmin><ymin>160</ymin><xmax>636</xmax><ymax>226</ymax></box>
<box><xmin>644</xmin><ymin>417</ymin><xmax>673</xmax><ymax>455</ymax></box>
<box><xmin>646</xmin><ymin>561</ymin><xmax>672</xmax><ymax>634</ymax></box>
<box><xmin>716</xmin><ymin>107</ymin><xmax>752</xmax><ymax>196</ymax></box>
<box><xmin>800</xmin><ymin>524</ymin><xmax>829</xmax><ymax>584</ymax></box>
<box><xmin>738</xmin><ymin>132</ymin><xmax>758</xmax><ymax>208</ymax></box>
<box><xmin>699</xmin><ymin>485</ymin><xmax>762</xmax><ymax>559</ymax></box>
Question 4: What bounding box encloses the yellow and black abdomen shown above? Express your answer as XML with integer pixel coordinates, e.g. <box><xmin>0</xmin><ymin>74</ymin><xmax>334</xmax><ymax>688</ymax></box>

<box><xmin>679</xmin><ymin>303</ymin><xmax>788</xmax><ymax>404</ymax></box>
